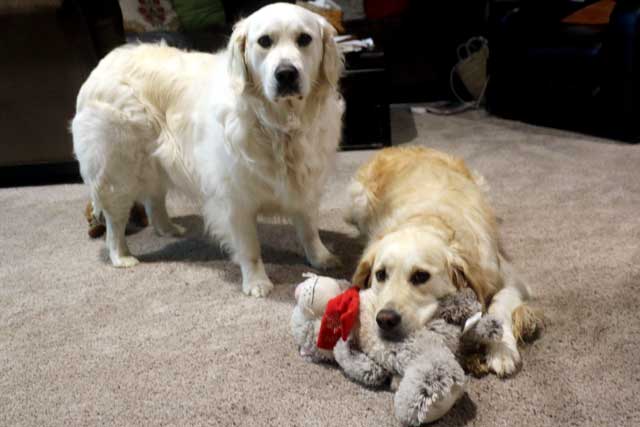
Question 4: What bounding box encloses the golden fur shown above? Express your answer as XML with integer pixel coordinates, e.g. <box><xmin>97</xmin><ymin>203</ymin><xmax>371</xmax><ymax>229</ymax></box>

<box><xmin>346</xmin><ymin>146</ymin><xmax>541</xmax><ymax>376</ymax></box>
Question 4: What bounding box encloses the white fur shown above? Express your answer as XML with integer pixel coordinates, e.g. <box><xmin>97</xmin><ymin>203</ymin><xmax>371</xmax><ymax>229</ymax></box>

<box><xmin>72</xmin><ymin>3</ymin><xmax>344</xmax><ymax>297</ymax></box>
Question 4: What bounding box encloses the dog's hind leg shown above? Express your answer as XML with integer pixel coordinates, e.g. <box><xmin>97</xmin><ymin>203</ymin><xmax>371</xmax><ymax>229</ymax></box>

<box><xmin>344</xmin><ymin>178</ymin><xmax>373</xmax><ymax>237</ymax></box>
<box><xmin>73</xmin><ymin>98</ymin><xmax>154</xmax><ymax>268</ymax></box>
<box><xmin>143</xmin><ymin>169</ymin><xmax>185</xmax><ymax>237</ymax></box>
<box><xmin>103</xmin><ymin>195</ymin><xmax>139</xmax><ymax>268</ymax></box>
<box><xmin>512</xmin><ymin>303</ymin><xmax>545</xmax><ymax>343</ymax></box>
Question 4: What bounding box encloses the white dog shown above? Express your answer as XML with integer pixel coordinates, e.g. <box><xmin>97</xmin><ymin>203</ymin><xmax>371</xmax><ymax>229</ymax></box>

<box><xmin>72</xmin><ymin>3</ymin><xmax>344</xmax><ymax>297</ymax></box>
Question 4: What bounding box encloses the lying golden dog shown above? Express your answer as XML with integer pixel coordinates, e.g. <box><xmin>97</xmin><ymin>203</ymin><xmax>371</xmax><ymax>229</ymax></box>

<box><xmin>346</xmin><ymin>146</ymin><xmax>542</xmax><ymax>376</ymax></box>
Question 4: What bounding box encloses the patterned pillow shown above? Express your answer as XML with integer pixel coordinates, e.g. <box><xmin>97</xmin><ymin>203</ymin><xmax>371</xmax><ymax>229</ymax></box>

<box><xmin>171</xmin><ymin>0</ymin><xmax>225</xmax><ymax>31</ymax></box>
<box><xmin>118</xmin><ymin>0</ymin><xmax>181</xmax><ymax>33</ymax></box>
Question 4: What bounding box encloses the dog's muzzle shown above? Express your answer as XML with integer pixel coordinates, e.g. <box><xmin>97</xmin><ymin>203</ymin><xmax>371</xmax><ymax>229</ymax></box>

<box><xmin>376</xmin><ymin>308</ymin><xmax>405</xmax><ymax>341</ymax></box>
<box><xmin>275</xmin><ymin>63</ymin><xmax>300</xmax><ymax>96</ymax></box>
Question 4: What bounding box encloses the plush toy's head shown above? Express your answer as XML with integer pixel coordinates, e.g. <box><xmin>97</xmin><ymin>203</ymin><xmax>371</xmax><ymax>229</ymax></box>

<box><xmin>294</xmin><ymin>273</ymin><xmax>349</xmax><ymax>318</ymax></box>
<box><xmin>291</xmin><ymin>273</ymin><xmax>350</xmax><ymax>362</ymax></box>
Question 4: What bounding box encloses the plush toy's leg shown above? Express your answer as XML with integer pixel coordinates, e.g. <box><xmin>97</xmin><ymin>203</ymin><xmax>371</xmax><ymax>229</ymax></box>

<box><xmin>333</xmin><ymin>339</ymin><xmax>390</xmax><ymax>387</ymax></box>
<box><xmin>393</xmin><ymin>351</ymin><xmax>466</xmax><ymax>426</ymax></box>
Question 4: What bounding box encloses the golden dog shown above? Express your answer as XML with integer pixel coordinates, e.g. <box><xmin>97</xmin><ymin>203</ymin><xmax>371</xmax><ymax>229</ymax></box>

<box><xmin>346</xmin><ymin>146</ymin><xmax>542</xmax><ymax>376</ymax></box>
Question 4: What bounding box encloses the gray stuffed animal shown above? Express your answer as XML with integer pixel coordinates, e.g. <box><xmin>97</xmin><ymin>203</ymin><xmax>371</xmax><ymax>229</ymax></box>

<box><xmin>291</xmin><ymin>274</ymin><xmax>503</xmax><ymax>426</ymax></box>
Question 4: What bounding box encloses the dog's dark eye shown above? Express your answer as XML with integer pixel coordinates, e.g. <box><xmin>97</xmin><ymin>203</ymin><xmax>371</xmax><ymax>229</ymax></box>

<box><xmin>375</xmin><ymin>268</ymin><xmax>387</xmax><ymax>282</ymax></box>
<box><xmin>258</xmin><ymin>35</ymin><xmax>273</xmax><ymax>48</ymax></box>
<box><xmin>410</xmin><ymin>270</ymin><xmax>431</xmax><ymax>286</ymax></box>
<box><xmin>297</xmin><ymin>32</ymin><xmax>312</xmax><ymax>47</ymax></box>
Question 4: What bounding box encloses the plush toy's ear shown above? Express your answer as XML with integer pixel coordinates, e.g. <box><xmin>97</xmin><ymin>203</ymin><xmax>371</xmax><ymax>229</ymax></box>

<box><xmin>352</xmin><ymin>240</ymin><xmax>379</xmax><ymax>288</ymax></box>
<box><xmin>228</xmin><ymin>18</ymin><xmax>249</xmax><ymax>94</ymax></box>
<box><xmin>318</xmin><ymin>17</ymin><xmax>343</xmax><ymax>90</ymax></box>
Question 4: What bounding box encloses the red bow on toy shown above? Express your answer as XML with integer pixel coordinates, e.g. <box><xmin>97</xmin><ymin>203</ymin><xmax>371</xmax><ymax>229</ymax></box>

<box><xmin>317</xmin><ymin>287</ymin><xmax>360</xmax><ymax>350</ymax></box>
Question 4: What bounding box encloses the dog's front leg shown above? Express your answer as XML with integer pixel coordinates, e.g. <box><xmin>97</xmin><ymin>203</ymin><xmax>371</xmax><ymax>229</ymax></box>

<box><xmin>227</xmin><ymin>209</ymin><xmax>274</xmax><ymax>297</ymax></box>
<box><xmin>485</xmin><ymin>287</ymin><xmax>523</xmax><ymax>377</ymax></box>
<box><xmin>293</xmin><ymin>211</ymin><xmax>340</xmax><ymax>269</ymax></box>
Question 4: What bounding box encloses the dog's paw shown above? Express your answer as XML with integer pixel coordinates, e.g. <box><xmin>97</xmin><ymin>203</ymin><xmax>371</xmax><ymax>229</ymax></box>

<box><xmin>112</xmin><ymin>256</ymin><xmax>140</xmax><ymax>268</ymax></box>
<box><xmin>242</xmin><ymin>279</ymin><xmax>274</xmax><ymax>298</ymax></box>
<box><xmin>487</xmin><ymin>342</ymin><xmax>521</xmax><ymax>378</ymax></box>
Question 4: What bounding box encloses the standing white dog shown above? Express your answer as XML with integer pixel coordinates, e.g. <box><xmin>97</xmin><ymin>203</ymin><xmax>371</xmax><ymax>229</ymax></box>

<box><xmin>72</xmin><ymin>3</ymin><xmax>344</xmax><ymax>297</ymax></box>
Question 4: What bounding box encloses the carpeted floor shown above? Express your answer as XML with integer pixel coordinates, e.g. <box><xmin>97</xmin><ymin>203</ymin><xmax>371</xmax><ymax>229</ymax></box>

<box><xmin>2</xmin><ymin>110</ymin><xmax>639</xmax><ymax>426</ymax></box>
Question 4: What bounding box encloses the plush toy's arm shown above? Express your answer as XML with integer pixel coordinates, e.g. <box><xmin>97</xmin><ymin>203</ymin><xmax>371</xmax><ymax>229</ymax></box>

<box><xmin>333</xmin><ymin>339</ymin><xmax>391</xmax><ymax>387</ymax></box>
<box><xmin>394</xmin><ymin>343</ymin><xmax>467</xmax><ymax>426</ymax></box>
<box><xmin>437</xmin><ymin>288</ymin><xmax>482</xmax><ymax>326</ymax></box>
<box><xmin>461</xmin><ymin>313</ymin><xmax>503</xmax><ymax>345</ymax></box>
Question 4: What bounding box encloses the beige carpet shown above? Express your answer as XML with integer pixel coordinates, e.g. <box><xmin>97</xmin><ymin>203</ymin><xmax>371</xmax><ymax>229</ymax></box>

<box><xmin>2</xmin><ymin>111</ymin><xmax>640</xmax><ymax>426</ymax></box>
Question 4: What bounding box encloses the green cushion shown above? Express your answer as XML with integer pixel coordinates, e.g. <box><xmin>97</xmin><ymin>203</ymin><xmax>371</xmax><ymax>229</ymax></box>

<box><xmin>171</xmin><ymin>0</ymin><xmax>226</xmax><ymax>31</ymax></box>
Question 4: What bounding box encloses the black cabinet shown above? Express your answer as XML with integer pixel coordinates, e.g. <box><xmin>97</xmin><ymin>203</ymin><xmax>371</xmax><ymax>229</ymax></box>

<box><xmin>340</xmin><ymin>50</ymin><xmax>391</xmax><ymax>150</ymax></box>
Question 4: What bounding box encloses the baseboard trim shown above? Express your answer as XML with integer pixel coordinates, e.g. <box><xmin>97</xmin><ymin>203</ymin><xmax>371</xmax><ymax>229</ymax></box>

<box><xmin>0</xmin><ymin>162</ymin><xmax>82</xmax><ymax>188</ymax></box>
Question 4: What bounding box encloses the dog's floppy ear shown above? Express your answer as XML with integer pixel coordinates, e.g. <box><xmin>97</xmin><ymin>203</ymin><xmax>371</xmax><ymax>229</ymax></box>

<box><xmin>449</xmin><ymin>260</ymin><xmax>471</xmax><ymax>291</ymax></box>
<box><xmin>352</xmin><ymin>240</ymin><xmax>379</xmax><ymax>289</ymax></box>
<box><xmin>228</xmin><ymin>18</ymin><xmax>249</xmax><ymax>94</ymax></box>
<box><xmin>446</xmin><ymin>248</ymin><xmax>498</xmax><ymax>310</ymax></box>
<box><xmin>318</xmin><ymin>17</ymin><xmax>343</xmax><ymax>90</ymax></box>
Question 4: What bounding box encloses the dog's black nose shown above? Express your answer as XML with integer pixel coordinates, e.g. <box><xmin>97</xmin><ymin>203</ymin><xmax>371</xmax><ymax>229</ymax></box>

<box><xmin>275</xmin><ymin>64</ymin><xmax>299</xmax><ymax>88</ymax></box>
<box><xmin>376</xmin><ymin>309</ymin><xmax>402</xmax><ymax>330</ymax></box>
